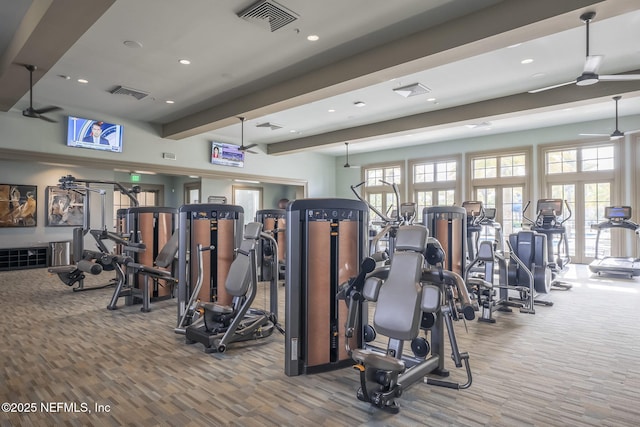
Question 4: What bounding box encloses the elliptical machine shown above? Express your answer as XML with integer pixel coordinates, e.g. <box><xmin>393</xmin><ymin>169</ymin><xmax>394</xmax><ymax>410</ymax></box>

<box><xmin>522</xmin><ymin>199</ymin><xmax>572</xmax><ymax>290</ymax></box>
<box><xmin>351</xmin><ymin>180</ymin><xmax>416</xmax><ymax>262</ymax></box>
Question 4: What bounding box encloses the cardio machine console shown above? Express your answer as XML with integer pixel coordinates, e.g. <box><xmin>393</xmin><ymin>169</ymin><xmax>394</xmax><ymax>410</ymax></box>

<box><xmin>537</xmin><ymin>199</ymin><xmax>563</xmax><ymax>216</ymax></box>
<box><xmin>462</xmin><ymin>201</ymin><xmax>483</xmax><ymax>218</ymax></box>
<box><xmin>605</xmin><ymin>206</ymin><xmax>632</xmax><ymax>221</ymax></box>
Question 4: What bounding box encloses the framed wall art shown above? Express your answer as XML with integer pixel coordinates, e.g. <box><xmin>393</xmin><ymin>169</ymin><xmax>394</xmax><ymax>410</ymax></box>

<box><xmin>0</xmin><ymin>184</ymin><xmax>37</xmax><ymax>227</ymax></box>
<box><xmin>45</xmin><ymin>186</ymin><xmax>84</xmax><ymax>227</ymax></box>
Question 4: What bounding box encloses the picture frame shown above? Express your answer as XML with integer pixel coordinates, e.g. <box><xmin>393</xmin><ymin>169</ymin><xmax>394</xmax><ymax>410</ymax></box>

<box><xmin>0</xmin><ymin>184</ymin><xmax>37</xmax><ymax>227</ymax></box>
<box><xmin>45</xmin><ymin>186</ymin><xmax>84</xmax><ymax>227</ymax></box>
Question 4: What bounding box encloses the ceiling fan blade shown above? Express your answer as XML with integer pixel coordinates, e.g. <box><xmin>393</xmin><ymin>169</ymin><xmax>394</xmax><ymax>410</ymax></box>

<box><xmin>34</xmin><ymin>105</ymin><xmax>62</xmax><ymax>114</ymax></box>
<box><xmin>528</xmin><ymin>80</ymin><xmax>576</xmax><ymax>94</ymax></box>
<box><xmin>598</xmin><ymin>74</ymin><xmax>640</xmax><ymax>81</ymax></box>
<box><xmin>246</xmin><ymin>149</ymin><xmax>258</xmax><ymax>154</ymax></box>
<box><xmin>242</xmin><ymin>143</ymin><xmax>258</xmax><ymax>150</ymax></box>
<box><xmin>583</xmin><ymin>55</ymin><xmax>603</xmax><ymax>74</ymax></box>
<box><xmin>39</xmin><ymin>115</ymin><xmax>58</xmax><ymax>123</ymax></box>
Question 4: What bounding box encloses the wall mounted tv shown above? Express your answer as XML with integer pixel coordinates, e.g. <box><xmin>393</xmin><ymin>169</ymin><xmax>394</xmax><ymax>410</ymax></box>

<box><xmin>211</xmin><ymin>142</ymin><xmax>244</xmax><ymax>168</ymax></box>
<box><xmin>67</xmin><ymin>116</ymin><xmax>123</xmax><ymax>153</ymax></box>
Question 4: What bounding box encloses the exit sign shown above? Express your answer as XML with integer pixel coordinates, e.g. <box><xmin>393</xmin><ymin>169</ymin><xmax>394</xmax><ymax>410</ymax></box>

<box><xmin>130</xmin><ymin>174</ymin><xmax>141</xmax><ymax>183</ymax></box>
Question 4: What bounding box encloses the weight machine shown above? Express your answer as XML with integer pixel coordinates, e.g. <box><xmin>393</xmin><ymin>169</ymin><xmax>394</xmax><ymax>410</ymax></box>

<box><xmin>340</xmin><ymin>225</ymin><xmax>474</xmax><ymax>413</ymax></box>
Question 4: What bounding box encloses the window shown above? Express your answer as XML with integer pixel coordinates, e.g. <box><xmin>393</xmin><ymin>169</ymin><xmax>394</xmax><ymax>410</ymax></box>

<box><xmin>366</xmin><ymin>166</ymin><xmax>401</xmax><ymax>187</ymax></box>
<box><xmin>184</xmin><ymin>182</ymin><xmax>201</xmax><ymax>204</ymax></box>
<box><xmin>233</xmin><ymin>186</ymin><xmax>263</xmax><ymax>226</ymax></box>
<box><xmin>546</xmin><ymin>149</ymin><xmax>577</xmax><ymax>174</ymax></box>
<box><xmin>468</xmin><ymin>149</ymin><xmax>531</xmax><ymax>239</ymax></box>
<box><xmin>362</xmin><ymin>162</ymin><xmax>404</xmax><ymax>223</ymax></box>
<box><xmin>409</xmin><ymin>156</ymin><xmax>461</xmax><ymax>215</ymax></box>
<box><xmin>541</xmin><ymin>141</ymin><xmax>620</xmax><ymax>263</ymax></box>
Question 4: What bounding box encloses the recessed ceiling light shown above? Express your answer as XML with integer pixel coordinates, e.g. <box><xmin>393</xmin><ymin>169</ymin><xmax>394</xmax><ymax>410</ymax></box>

<box><xmin>328</xmin><ymin>109</ymin><xmax>335</xmax><ymax>113</ymax></box>
<box><xmin>123</xmin><ymin>40</ymin><xmax>143</xmax><ymax>48</ymax></box>
<box><xmin>353</xmin><ymin>101</ymin><xmax>366</xmax><ymax>107</ymax></box>
<box><xmin>289</xmin><ymin>129</ymin><xmax>297</xmax><ymax>133</ymax></box>
<box><xmin>58</xmin><ymin>75</ymin><xmax>70</xmax><ymax>80</ymax></box>
<box><xmin>427</xmin><ymin>98</ymin><xmax>436</xmax><ymax>102</ymax></box>
<box><xmin>178</xmin><ymin>59</ymin><xmax>191</xmax><ymax>65</ymax></box>
<box><xmin>532</xmin><ymin>72</ymin><xmax>545</xmax><ymax>78</ymax></box>
<box><xmin>165</xmin><ymin>100</ymin><xmax>175</xmax><ymax>104</ymax></box>
<box><xmin>307</xmin><ymin>35</ymin><xmax>319</xmax><ymax>41</ymax></box>
<box><xmin>77</xmin><ymin>78</ymin><xmax>88</xmax><ymax>84</ymax></box>
<box><xmin>507</xmin><ymin>43</ymin><xmax>522</xmax><ymax>48</ymax></box>
<box><xmin>521</xmin><ymin>58</ymin><xmax>534</xmax><ymax>64</ymax></box>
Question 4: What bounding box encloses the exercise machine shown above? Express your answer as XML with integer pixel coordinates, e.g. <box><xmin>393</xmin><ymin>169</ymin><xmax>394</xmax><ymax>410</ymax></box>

<box><xmin>465</xmin><ymin>238</ymin><xmax>552</xmax><ymax>323</ymax></box>
<box><xmin>48</xmin><ymin>175</ymin><xmax>140</xmax><ymax>291</ymax></box>
<box><xmin>351</xmin><ymin>180</ymin><xmax>416</xmax><ymax>261</ymax></box>
<box><xmin>523</xmin><ymin>199</ymin><xmax>572</xmax><ymax>290</ymax></box>
<box><xmin>109</xmin><ymin>206</ymin><xmax>178</xmax><ymax>310</ymax></box>
<box><xmin>589</xmin><ymin>206</ymin><xmax>640</xmax><ymax>278</ymax></box>
<box><xmin>184</xmin><ymin>222</ymin><xmax>280</xmax><ymax>353</ymax></box>
<box><xmin>255</xmin><ymin>209</ymin><xmax>286</xmax><ymax>281</ymax></box>
<box><xmin>461</xmin><ymin>201</ymin><xmax>484</xmax><ymax>261</ymax></box>
<box><xmin>175</xmin><ymin>203</ymin><xmax>243</xmax><ymax>327</ymax></box>
<box><xmin>285</xmin><ymin>198</ymin><xmax>369</xmax><ymax>376</ymax></box>
<box><xmin>341</xmin><ymin>225</ymin><xmax>474</xmax><ymax>413</ymax></box>
<box><xmin>422</xmin><ymin>206</ymin><xmax>466</xmax><ymax>276</ymax></box>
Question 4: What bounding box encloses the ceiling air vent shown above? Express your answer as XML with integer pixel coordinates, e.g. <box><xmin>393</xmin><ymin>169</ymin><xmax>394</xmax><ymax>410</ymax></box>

<box><xmin>108</xmin><ymin>85</ymin><xmax>149</xmax><ymax>100</ymax></box>
<box><xmin>393</xmin><ymin>83</ymin><xmax>430</xmax><ymax>98</ymax></box>
<box><xmin>256</xmin><ymin>121</ymin><xmax>283</xmax><ymax>130</ymax></box>
<box><xmin>238</xmin><ymin>0</ymin><xmax>298</xmax><ymax>32</ymax></box>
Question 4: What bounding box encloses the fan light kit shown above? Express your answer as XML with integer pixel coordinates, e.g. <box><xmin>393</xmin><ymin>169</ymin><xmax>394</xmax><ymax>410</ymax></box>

<box><xmin>529</xmin><ymin>11</ymin><xmax>640</xmax><ymax>93</ymax></box>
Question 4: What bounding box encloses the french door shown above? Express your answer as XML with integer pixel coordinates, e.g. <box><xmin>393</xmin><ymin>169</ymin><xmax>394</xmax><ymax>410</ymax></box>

<box><xmin>548</xmin><ymin>180</ymin><xmax>611</xmax><ymax>264</ymax></box>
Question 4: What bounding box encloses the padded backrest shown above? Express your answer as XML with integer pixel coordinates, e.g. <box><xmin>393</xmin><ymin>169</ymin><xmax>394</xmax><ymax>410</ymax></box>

<box><xmin>374</xmin><ymin>251</ymin><xmax>424</xmax><ymax>340</ymax></box>
<box><xmin>373</xmin><ymin>226</ymin><xmax>427</xmax><ymax>341</ymax></box>
<box><xmin>155</xmin><ymin>231</ymin><xmax>179</xmax><ymax>268</ymax></box>
<box><xmin>225</xmin><ymin>223</ymin><xmax>262</xmax><ymax>297</ymax></box>
<box><xmin>244</xmin><ymin>222</ymin><xmax>262</xmax><ymax>240</ymax></box>
<box><xmin>509</xmin><ymin>231</ymin><xmax>535</xmax><ymax>267</ymax></box>
<box><xmin>394</xmin><ymin>225</ymin><xmax>428</xmax><ymax>252</ymax></box>
<box><xmin>477</xmin><ymin>240</ymin><xmax>495</xmax><ymax>280</ymax></box>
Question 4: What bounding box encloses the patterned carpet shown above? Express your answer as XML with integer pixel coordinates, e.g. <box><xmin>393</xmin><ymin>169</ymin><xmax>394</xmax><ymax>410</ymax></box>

<box><xmin>0</xmin><ymin>265</ymin><xmax>639</xmax><ymax>426</ymax></box>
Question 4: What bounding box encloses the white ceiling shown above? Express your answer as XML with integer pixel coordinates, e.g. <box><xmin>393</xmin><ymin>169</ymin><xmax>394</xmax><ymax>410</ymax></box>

<box><xmin>1</xmin><ymin>0</ymin><xmax>640</xmax><ymax>158</ymax></box>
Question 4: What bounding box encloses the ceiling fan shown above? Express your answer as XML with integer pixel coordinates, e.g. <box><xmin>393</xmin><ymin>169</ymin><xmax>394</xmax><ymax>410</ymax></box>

<box><xmin>529</xmin><ymin>11</ymin><xmax>640</xmax><ymax>94</ymax></box>
<box><xmin>237</xmin><ymin>116</ymin><xmax>258</xmax><ymax>154</ymax></box>
<box><xmin>580</xmin><ymin>96</ymin><xmax>640</xmax><ymax>140</ymax></box>
<box><xmin>343</xmin><ymin>142</ymin><xmax>360</xmax><ymax>168</ymax></box>
<box><xmin>22</xmin><ymin>64</ymin><xmax>61</xmax><ymax>122</ymax></box>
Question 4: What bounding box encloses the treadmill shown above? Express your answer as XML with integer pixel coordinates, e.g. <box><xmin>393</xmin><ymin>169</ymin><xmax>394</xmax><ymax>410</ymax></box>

<box><xmin>588</xmin><ymin>206</ymin><xmax>640</xmax><ymax>278</ymax></box>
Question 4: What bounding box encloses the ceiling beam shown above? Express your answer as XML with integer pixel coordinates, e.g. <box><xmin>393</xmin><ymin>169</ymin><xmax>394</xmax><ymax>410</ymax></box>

<box><xmin>162</xmin><ymin>0</ymin><xmax>617</xmax><ymax>140</ymax></box>
<box><xmin>267</xmin><ymin>76</ymin><xmax>640</xmax><ymax>154</ymax></box>
<box><xmin>0</xmin><ymin>0</ymin><xmax>116</xmax><ymax>111</ymax></box>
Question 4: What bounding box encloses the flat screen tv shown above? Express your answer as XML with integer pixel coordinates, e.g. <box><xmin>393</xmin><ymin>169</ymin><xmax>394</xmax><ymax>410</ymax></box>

<box><xmin>211</xmin><ymin>142</ymin><xmax>244</xmax><ymax>168</ymax></box>
<box><xmin>67</xmin><ymin>116</ymin><xmax>123</xmax><ymax>152</ymax></box>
